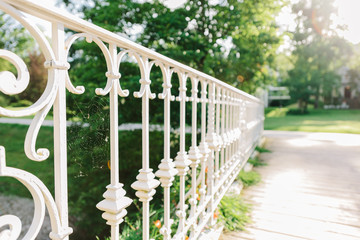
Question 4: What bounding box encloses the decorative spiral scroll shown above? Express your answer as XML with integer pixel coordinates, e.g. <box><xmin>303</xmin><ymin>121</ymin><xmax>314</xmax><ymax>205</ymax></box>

<box><xmin>65</xmin><ymin>33</ymin><xmax>114</xmax><ymax>95</ymax></box>
<box><xmin>24</xmin><ymin>92</ymin><xmax>56</xmax><ymax>161</ymax></box>
<box><xmin>0</xmin><ymin>2</ymin><xmax>58</xmax><ymax>118</ymax></box>
<box><xmin>175</xmin><ymin>71</ymin><xmax>188</xmax><ymax>102</ymax></box>
<box><xmin>153</xmin><ymin>61</ymin><xmax>175</xmax><ymax>100</ymax></box>
<box><xmin>114</xmin><ymin>49</ymin><xmax>131</xmax><ymax>97</ymax></box>
<box><xmin>65</xmin><ymin>33</ymin><xmax>130</xmax><ymax>98</ymax></box>
<box><xmin>0</xmin><ymin>49</ymin><xmax>29</xmax><ymax>95</ymax></box>
<box><xmin>0</xmin><ymin>146</ymin><xmax>72</xmax><ymax>240</ymax></box>
<box><xmin>0</xmin><ymin>215</ymin><xmax>21</xmax><ymax>240</ymax></box>
<box><xmin>128</xmin><ymin>51</ymin><xmax>156</xmax><ymax>99</ymax></box>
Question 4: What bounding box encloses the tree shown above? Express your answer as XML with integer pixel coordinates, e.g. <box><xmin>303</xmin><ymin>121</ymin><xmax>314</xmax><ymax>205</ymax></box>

<box><xmin>286</xmin><ymin>0</ymin><xmax>351</xmax><ymax>112</ymax></box>
<box><xmin>64</xmin><ymin>0</ymin><xmax>283</xmax><ymax>95</ymax></box>
<box><xmin>0</xmin><ymin>13</ymin><xmax>34</xmax><ymax>56</ymax></box>
<box><xmin>0</xmin><ymin>13</ymin><xmax>45</xmax><ymax>106</ymax></box>
<box><xmin>19</xmin><ymin>52</ymin><xmax>47</xmax><ymax>103</ymax></box>
<box><xmin>138</xmin><ymin>0</ymin><xmax>283</xmax><ymax>92</ymax></box>
<box><xmin>342</xmin><ymin>43</ymin><xmax>360</xmax><ymax>105</ymax></box>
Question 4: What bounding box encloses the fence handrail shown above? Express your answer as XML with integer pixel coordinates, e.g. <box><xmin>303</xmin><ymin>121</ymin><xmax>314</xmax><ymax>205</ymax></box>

<box><xmin>3</xmin><ymin>0</ymin><xmax>259</xmax><ymax>103</ymax></box>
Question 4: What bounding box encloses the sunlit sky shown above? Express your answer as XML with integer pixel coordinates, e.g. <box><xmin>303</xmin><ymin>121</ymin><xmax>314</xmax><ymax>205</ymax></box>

<box><xmin>334</xmin><ymin>0</ymin><xmax>360</xmax><ymax>44</ymax></box>
<box><xmin>167</xmin><ymin>0</ymin><xmax>360</xmax><ymax>45</ymax></box>
<box><xmin>31</xmin><ymin>0</ymin><xmax>360</xmax><ymax>46</ymax></box>
<box><xmin>277</xmin><ymin>0</ymin><xmax>360</xmax><ymax>45</ymax></box>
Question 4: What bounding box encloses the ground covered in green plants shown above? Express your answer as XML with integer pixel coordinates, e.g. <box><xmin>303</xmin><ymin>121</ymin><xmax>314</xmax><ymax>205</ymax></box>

<box><xmin>265</xmin><ymin>107</ymin><xmax>360</xmax><ymax>134</ymax></box>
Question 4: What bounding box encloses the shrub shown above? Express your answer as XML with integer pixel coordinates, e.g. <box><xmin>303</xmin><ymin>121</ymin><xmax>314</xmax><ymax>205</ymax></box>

<box><xmin>286</xmin><ymin>108</ymin><xmax>309</xmax><ymax>115</ymax></box>
<box><xmin>247</xmin><ymin>157</ymin><xmax>266</xmax><ymax>167</ymax></box>
<box><xmin>218</xmin><ymin>195</ymin><xmax>251</xmax><ymax>231</ymax></box>
<box><xmin>9</xmin><ymin>99</ymin><xmax>33</xmax><ymax>107</ymax></box>
<box><xmin>255</xmin><ymin>146</ymin><xmax>271</xmax><ymax>153</ymax></box>
<box><xmin>238</xmin><ymin>170</ymin><xmax>261</xmax><ymax>187</ymax></box>
<box><xmin>0</xmin><ymin>93</ymin><xmax>10</xmax><ymax>107</ymax></box>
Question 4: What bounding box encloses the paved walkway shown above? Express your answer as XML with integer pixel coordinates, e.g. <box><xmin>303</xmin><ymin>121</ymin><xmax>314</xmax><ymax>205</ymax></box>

<box><xmin>0</xmin><ymin>117</ymin><xmax>194</xmax><ymax>132</ymax></box>
<box><xmin>221</xmin><ymin>130</ymin><xmax>360</xmax><ymax>240</ymax></box>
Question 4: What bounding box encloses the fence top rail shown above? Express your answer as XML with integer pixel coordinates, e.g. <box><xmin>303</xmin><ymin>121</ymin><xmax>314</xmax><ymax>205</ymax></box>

<box><xmin>2</xmin><ymin>0</ymin><xmax>260</xmax><ymax>103</ymax></box>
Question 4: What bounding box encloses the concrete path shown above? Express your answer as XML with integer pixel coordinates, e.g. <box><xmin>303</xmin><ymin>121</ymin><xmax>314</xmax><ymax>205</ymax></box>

<box><xmin>0</xmin><ymin>117</ymin><xmax>194</xmax><ymax>132</ymax></box>
<box><xmin>221</xmin><ymin>130</ymin><xmax>360</xmax><ymax>240</ymax></box>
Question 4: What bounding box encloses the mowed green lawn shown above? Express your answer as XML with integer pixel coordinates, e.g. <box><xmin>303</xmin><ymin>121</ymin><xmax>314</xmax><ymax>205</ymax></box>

<box><xmin>0</xmin><ymin>124</ymin><xmax>55</xmax><ymax>198</ymax></box>
<box><xmin>265</xmin><ymin>107</ymin><xmax>360</xmax><ymax>134</ymax></box>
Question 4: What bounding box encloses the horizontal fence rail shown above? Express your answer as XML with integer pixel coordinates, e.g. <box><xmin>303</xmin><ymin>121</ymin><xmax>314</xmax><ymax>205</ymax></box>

<box><xmin>0</xmin><ymin>1</ymin><xmax>264</xmax><ymax>239</ymax></box>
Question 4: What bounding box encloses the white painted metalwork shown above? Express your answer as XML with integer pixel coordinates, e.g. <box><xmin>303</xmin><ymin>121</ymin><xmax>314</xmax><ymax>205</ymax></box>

<box><xmin>0</xmin><ymin>1</ymin><xmax>264</xmax><ymax>239</ymax></box>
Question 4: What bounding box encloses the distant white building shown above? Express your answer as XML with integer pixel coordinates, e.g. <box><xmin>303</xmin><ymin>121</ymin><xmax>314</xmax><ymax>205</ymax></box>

<box><xmin>255</xmin><ymin>86</ymin><xmax>290</xmax><ymax>107</ymax></box>
<box><xmin>338</xmin><ymin>66</ymin><xmax>360</xmax><ymax>108</ymax></box>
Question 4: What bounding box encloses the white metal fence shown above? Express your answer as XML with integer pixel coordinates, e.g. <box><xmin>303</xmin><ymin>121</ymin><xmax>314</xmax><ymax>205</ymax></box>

<box><xmin>0</xmin><ymin>1</ymin><xmax>264</xmax><ymax>239</ymax></box>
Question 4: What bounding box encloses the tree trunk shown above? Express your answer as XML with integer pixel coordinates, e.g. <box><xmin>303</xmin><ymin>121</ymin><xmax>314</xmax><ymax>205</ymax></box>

<box><xmin>298</xmin><ymin>99</ymin><xmax>307</xmax><ymax>114</ymax></box>
<box><xmin>314</xmin><ymin>88</ymin><xmax>320</xmax><ymax>109</ymax></box>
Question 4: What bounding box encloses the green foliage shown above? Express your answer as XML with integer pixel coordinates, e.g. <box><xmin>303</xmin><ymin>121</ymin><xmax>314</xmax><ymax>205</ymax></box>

<box><xmin>0</xmin><ymin>13</ymin><xmax>46</xmax><ymax>106</ymax></box>
<box><xmin>238</xmin><ymin>170</ymin><xmax>261</xmax><ymax>187</ymax></box>
<box><xmin>0</xmin><ymin>13</ymin><xmax>35</xmax><ymax>55</ymax></box>
<box><xmin>344</xmin><ymin>45</ymin><xmax>360</xmax><ymax>104</ymax></box>
<box><xmin>255</xmin><ymin>146</ymin><xmax>271</xmax><ymax>153</ymax></box>
<box><xmin>218</xmin><ymin>195</ymin><xmax>251</xmax><ymax>232</ymax></box>
<box><xmin>63</xmin><ymin>0</ymin><xmax>284</xmax><ymax>98</ymax></box>
<box><xmin>286</xmin><ymin>108</ymin><xmax>309</xmax><ymax>115</ymax></box>
<box><xmin>100</xmin><ymin>204</ymin><xmax>173</xmax><ymax>240</ymax></box>
<box><xmin>120</xmin><ymin>201</ymin><xmax>182</xmax><ymax>240</ymax></box>
<box><xmin>0</xmin><ymin>93</ymin><xmax>10</xmax><ymax>107</ymax></box>
<box><xmin>248</xmin><ymin>157</ymin><xmax>267</xmax><ymax>167</ymax></box>
<box><xmin>66</xmin><ymin>103</ymin><xmax>111</xmax><ymax>239</ymax></box>
<box><xmin>118</xmin><ymin>219</ymin><xmax>142</xmax><ymax>240</ymax></box>
<box><xmin>140</xmin><ymin>0</ymin><xmax>283</xmax><ymax>93</ymax></box>
<box><xmin>265</xmin><ymin>107</ymin><xmax>289</xmax><ymax>117</ymax></box>
<box><xmin>0</xmin><ymin>122</ymin><xmax>184</xmax><ymax>239</ymax></box>
<box><xmin>19</xmin><ymin>52</ymin><xmax>48</xmax><ymax>103</ymax></box>
<box><xmin>65</xmin><ymin>94</ymin><xmax>188</xmax><ymax>239</ymax></box>
<box><xmin>9</xmin><ymin>99</ymin><xmax>33</xmax><ymax>108</ymax></box>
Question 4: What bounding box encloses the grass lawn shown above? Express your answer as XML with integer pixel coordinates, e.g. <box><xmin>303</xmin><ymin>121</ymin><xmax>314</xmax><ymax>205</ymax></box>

<box><xmin>265</xmin><ymin>106</ymin><xmax>360</xmax><ymax>134</ymax></box>
<box><xmin>0</xmin><ymin>124</ymin><xmax>55</xmax><ymax>198</ymax></box>
<box><xmin>0</xmin><ymin>123</ymin><xmax>181</xmax><ymax>199</ymax></box>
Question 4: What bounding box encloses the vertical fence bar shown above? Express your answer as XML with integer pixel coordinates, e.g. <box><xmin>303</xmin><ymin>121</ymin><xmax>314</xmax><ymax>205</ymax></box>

<box><xmin>198</xmin><ymin>80</ymin><xmax>210</xmax><ymax>211</ymax></box>
<box><xmin>220</xmin><ymin>89</ymin><xmax>226</xmax><ymax>178</ymax></box>
<box><xmin>96</xmin><ymin>44</ymin><xmax>132</xmax><ymax>240</ymax></box>
<box><xmin>109</xmin><ymin>44</ymin><xmax>120</xmax><ymax>240</ymax></box>
<box><xmin>229</xmin><ymin>92</ymin><xmax>234</xmax><ymax>162</ymax></box>
<box><xmin>228</xmin><ymin>92</ymin><xmax>232</xmax><ymax>163</ymax></box>
<box><xmin>231</xmin><ymin>93</ymin><xmax>235</xmax><ymax>161</ymax></box>
<box><xmin>214</xmin><ymin>86</ymin><xmax>221</xmax><ymax>184</ymax></box>
<box><xmin>235</xmin><ymin>97</ymin><xmax>240</xmax><ymax>159</ymax></box>
<box><xmin>174</xmin><ymin>72</ymin><xmax>191</xmax><ymax>239</ymax></box>
<box><xmin>242</xmin><ymin>98</ymin><xmax>249</xmax><ymax>155</ymax></box>
<box><xmin>225</xmin><ymin>91</ymin><xmax>230</xmax><ymax>169</ymax></box>
<box><xmin>187</xmin><ymin>76</ymin><xmax>202</xmax><ymax>239</ymax></box>
<box><xmin>205</xmin><ymin>82</ymin><xmax>218</xmax><ymax>226</ymax></box>
<box><xmin>156</xmin><ymin>64</ymin><xmax>177</xmax><ymax>240</ymax></box>
<box><xmin>131</xmin><ymin>56</ymin><xmax>160</xmax><ymax>240</ymax></box>
<box><xmin>52</xmin><ymin>22</ymin><xmax>71</xmax><ymax>240</ymax></box>
<box><xmin>242</xmin><ymin>98</ymin><xmax>247</xmax><ymax>158</ymax></box>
